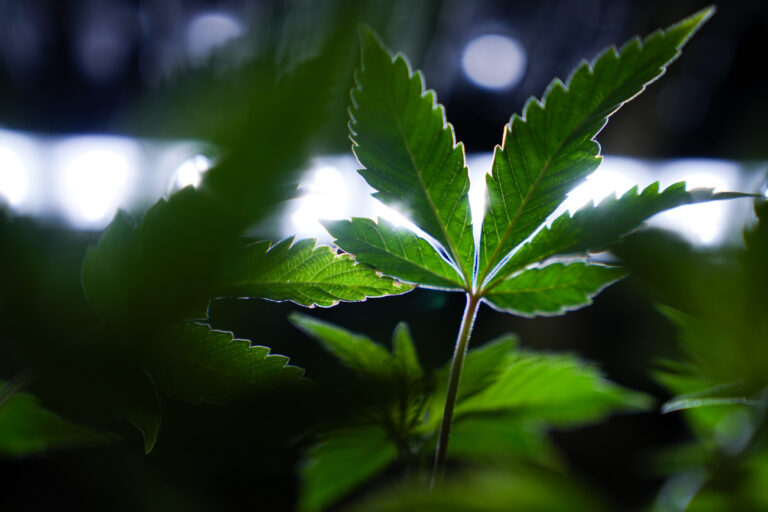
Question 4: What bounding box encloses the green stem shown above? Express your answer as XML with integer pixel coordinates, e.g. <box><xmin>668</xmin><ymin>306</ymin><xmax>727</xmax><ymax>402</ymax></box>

<box><xmin>430</xmin><ymin>292</ymin><xmax>481</xmax><ymax>488</ymax></box>
<box><xmin>0</xmin><ymin>367</ymin><xmax>35</xmax><ymax>411</ymax></box>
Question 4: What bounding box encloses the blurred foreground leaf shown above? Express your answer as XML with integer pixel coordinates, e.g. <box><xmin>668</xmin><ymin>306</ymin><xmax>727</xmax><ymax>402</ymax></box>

<box><xmin>0</xmin><ymin>381</ymin><xmax>112</xmax><ymax>456</ymax></box>
<box><xmin>347</xmin><ymin>468</ymin><xmax>608</xmax><ymax>512</ymax></box>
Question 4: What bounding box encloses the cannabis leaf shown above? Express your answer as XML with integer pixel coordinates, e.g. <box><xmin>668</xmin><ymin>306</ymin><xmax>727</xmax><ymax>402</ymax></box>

<box><xmin>350</xmin><ymin>28</ymin><xmax>475</xmax><ymax>281</ymax></box>
<box><xmin>323</xmin><ymin>8</ymin><xmax>732</xmax><ymax>485</ymax></box>
<box><xmin>145</xmin><ymin>323</ymin><xmax>305</xmax><ymax>405</ymax></box>
<box><xmin>482</xmin><ymin>262</ymin><xmax>626</xmax><ymax>316</ymax></box>
<box><xmin>477</xmin><ymin>10</ymin><xmax>714</xmax><ymax>284</ymax></box>
<box><xmin>335</xmin><ymin>10</ymin><xmax>720</xmax><ymax>317</ymax></box>
<box><xmin>324</xmin><ymin>217</ymin><xmax>465</xmax><ymax>290</ymax></box>
<box><xmin>47</xmin><ymin>29</ymin><xmax>411</xmax><ymax>453</ymax></box>
<box><xmin>292</xmin><ymin>317</ymin><xmax>647</xmax><ymax>511</ymax></box>
<box><xmin>424</xmin><ymin>334</ymin><xmax>648</xmax><ymax>430</ymax></box>
<box><xmin>299</xmin><ymin>426</ymin><xmax>398</xmax><ymax>512</ymax></box>
<box><xmin>497</xmin><ymin>183</ymin><xmax>747</xmax><ymax>279</ymax></box>
<box><xmin>290</xmin><ymin>313</ymin><xmax>395</xmax><ymax>380</ymax></box>
<box><xmin>218</xmin><ymin>238</ymin><xmax>412</xmax><ymax>308</ymax></box>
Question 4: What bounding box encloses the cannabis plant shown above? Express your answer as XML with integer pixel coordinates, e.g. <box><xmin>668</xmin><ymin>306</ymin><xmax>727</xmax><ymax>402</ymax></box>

<box><xmin>277</xmin><ymin>7</ymin><xmax>750</xmax><ymax>510</ymax></box>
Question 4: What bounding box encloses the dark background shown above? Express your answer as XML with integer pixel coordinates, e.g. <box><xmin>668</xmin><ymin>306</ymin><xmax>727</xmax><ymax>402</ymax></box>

<box><xmin>0</xmin><ymin>1</ymin><xmax>766</xmax><ymax>510</ymax></box>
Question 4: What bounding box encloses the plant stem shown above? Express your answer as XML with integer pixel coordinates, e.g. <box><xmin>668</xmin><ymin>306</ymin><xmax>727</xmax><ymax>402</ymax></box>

<box><xmin>430</xmin><ymin>292</ymin><xmax>481</xmax><ymax>488</ymax></box>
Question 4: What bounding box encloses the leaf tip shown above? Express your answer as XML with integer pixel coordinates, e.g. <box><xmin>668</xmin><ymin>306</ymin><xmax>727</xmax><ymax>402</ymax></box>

<box><xmin>667</xmin><ymin>6</ymin><xmax>715</xmax><ymax>48</ymax></box>
<box><xmin>357</xmin><ymin>24</ymin><xmax>387</xmax><ymax>61</ymax></box>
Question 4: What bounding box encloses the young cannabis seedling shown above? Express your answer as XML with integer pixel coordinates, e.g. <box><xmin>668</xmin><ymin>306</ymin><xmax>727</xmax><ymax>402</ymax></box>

<box><xmin>317</xmin><ymin>7</ymin><xmax>739</xmax><ymax>484</ymax></box>
<box><xmin>291</xmin><ymin>315</ymin><xmax>649</xmax><ymax>512</ymax></box>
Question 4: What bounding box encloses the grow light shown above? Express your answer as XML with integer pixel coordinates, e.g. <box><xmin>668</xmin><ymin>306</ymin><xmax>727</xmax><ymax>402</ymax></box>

<box><xmin>462</xmin><ymin>34</ymin><xmax>527</xmax><ymax>90</ymax></box>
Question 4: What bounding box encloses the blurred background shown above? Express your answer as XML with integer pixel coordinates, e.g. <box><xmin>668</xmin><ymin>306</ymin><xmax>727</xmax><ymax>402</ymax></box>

<box><xmin>0</xmin><ymin>0</ymin><xmax>766</xmax><ymax>510</ymax></box>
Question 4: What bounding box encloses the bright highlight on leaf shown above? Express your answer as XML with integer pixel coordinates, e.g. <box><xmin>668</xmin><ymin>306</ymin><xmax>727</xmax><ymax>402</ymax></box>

<box><xmin>218</xmin><ymin>237</ymin><xmax>413</xmax><ymax>308</ymax></box>
<box><xmin>477</xmin><ymin>9</ymin><xmax>714</xmax><ymax>283</ymax></box>
<box><xmin>495</xmin><ymin>182</ymin><xmax>747</xmax><ymax>282</ymax></box>
<box><xmin>324</xmin><ymin>217</ymin><xmax>465</xmax><ymax>290</ymax></box>
<box><xmin>351</xmin><ymin>28</ymin><xmax>475</xmax><ymax>280</ymax></box>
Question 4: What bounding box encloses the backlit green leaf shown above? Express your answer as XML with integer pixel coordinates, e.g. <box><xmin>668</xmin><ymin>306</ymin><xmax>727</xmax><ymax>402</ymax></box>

<box><xmin>478</xmin><ymin>8</ymin><xmax>713</xmax><ymax>284</ymax></box>
<box><xmin>483</xmin><ymin>262</ymin><xmax>626</xmax><ymax>317</ymax></box>
<box><xmin>454</xmin><ymin>349</ymin><xmax>650</xmax><ymax>425</ymax></box>
<box><xmin>447</xmin><ymin>414</ymin><xmax>556</xmax><ymax>466</ymax></box>
<box><xmin>324</xmin><ymin>217</ymin><xmax>465</xmax><ymax>290</ymax></box>
<box><xmin>427</xmin><ymin>335</ymin><xmax>518</xmax><ymax>428</ymax></box>
<box><xmin>490</xmin><ymin>183</ymin><xmax>748</xmax><ymax>285</ymax></box>
<box><xmin>290</xmin><ymin>313</ymin><xmax>393</xmax><ymax>379</ymax></box>
<box><xmin>350</xmin><ymin>28</ymin><xmax>474</xmax><ymax>280</ymax></box>
<box><xmin>218</xmin><ymin>238</ymin><xmax>413</xmax><ymax>308</ymax></box>
<box><xmin>392</xmin><ymin>322</ymin><xmax>423</xmax><ymax>383</ymax></box>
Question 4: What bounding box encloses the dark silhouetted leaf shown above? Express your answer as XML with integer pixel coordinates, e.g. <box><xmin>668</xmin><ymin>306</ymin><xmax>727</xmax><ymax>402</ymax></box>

<box><xmin>145</xmin><ymin>323</ymin><xmax>304</xmax><ymax>405</ymax></box>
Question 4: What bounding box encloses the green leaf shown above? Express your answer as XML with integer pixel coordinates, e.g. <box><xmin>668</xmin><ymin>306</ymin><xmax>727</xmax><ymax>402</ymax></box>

<box><xmin>478</xmin><ymin>8</ymin><xmax>713</xmax><ymax>284</ymax></box>
<box><xmin>390</xmin><ymin>322</ymin><xmax>427</xmax><ymax>432</ymax></box>
<box><xmin>0</xmin><ymin>383</ymin><xmax>112</xmax><ymax>456</ymax></box>
<box><xmin>292</xmin><ymin>316</ymin><xmax>426</xmax><ymax>435</ymax></box>
<box><xmin>82</xmin><ymin>37</ymin><xmax>353</xmax><ymax>323</ymax></box>
<box><xmin>145</xmin><ymin>323</ymin><xmax>304</xmax><ymax>405</ymax></box>
<box><xmin>299</xmin><ymin>426</ymin><xmax>397</xmax><ymax>512</ymax></box>
<box><xmin>82</xmin><ymin>189</ymin><xmax>240</xmax><ymax>324</ymax></box>
<box><xmin>324</xmin><ymin>217</ymin><xmax>465</xmax><ymax>290</ymax></box>
<box><xmin>490</xmin><ymin>183</ymin><xmax>748</xmax><ymax>285</ymax></box>
<box><xmin>290</xmin><ymin>313</ymin><xmax>393</xmax><ymax>379</ymax></box>
<box><xmin>81</xmin><ymin>210</ymin><xmax>142</xmax><ymax>321</ymax></box>
<box><xmin>348</xmin><ymin>468</ymin><xmax>609</xmax><ymax>512</ymax></box>
<box><xmin>426</xmin><ymin>335</ymin><xmax>518</xmax><ymax>428</ymax></box>
<box><xmin>108</xmin><ymin>369</ymin><xmax>163</xmax><ymax>454</ymax></box>
<box><xmin>392</xmin><ymin>322</ymin><xmax>423</xmax><ymax>383</ymax></box>
<box><xmin>217</xmin><ymin>238</ymin><xmax>413</xmax><ymax>308</ymax></box>
<box><xmin>350</xmin><ymin>28</ymin><xmax>474</xmax><ymax>281</ymax></box>
<box><xmin>454</xmin><ymin>349</ymin><xmax>650</xmax><ymax>426</ymax></box>
<box><xmin>483</xmin><ymin>262</ymin><xmax>626</xmax><ymax>317</ymax></box>
<box><xmin>447</xmin><ymin>414</ymin><xmax>556</xmax><ymax>466</ymax></box>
